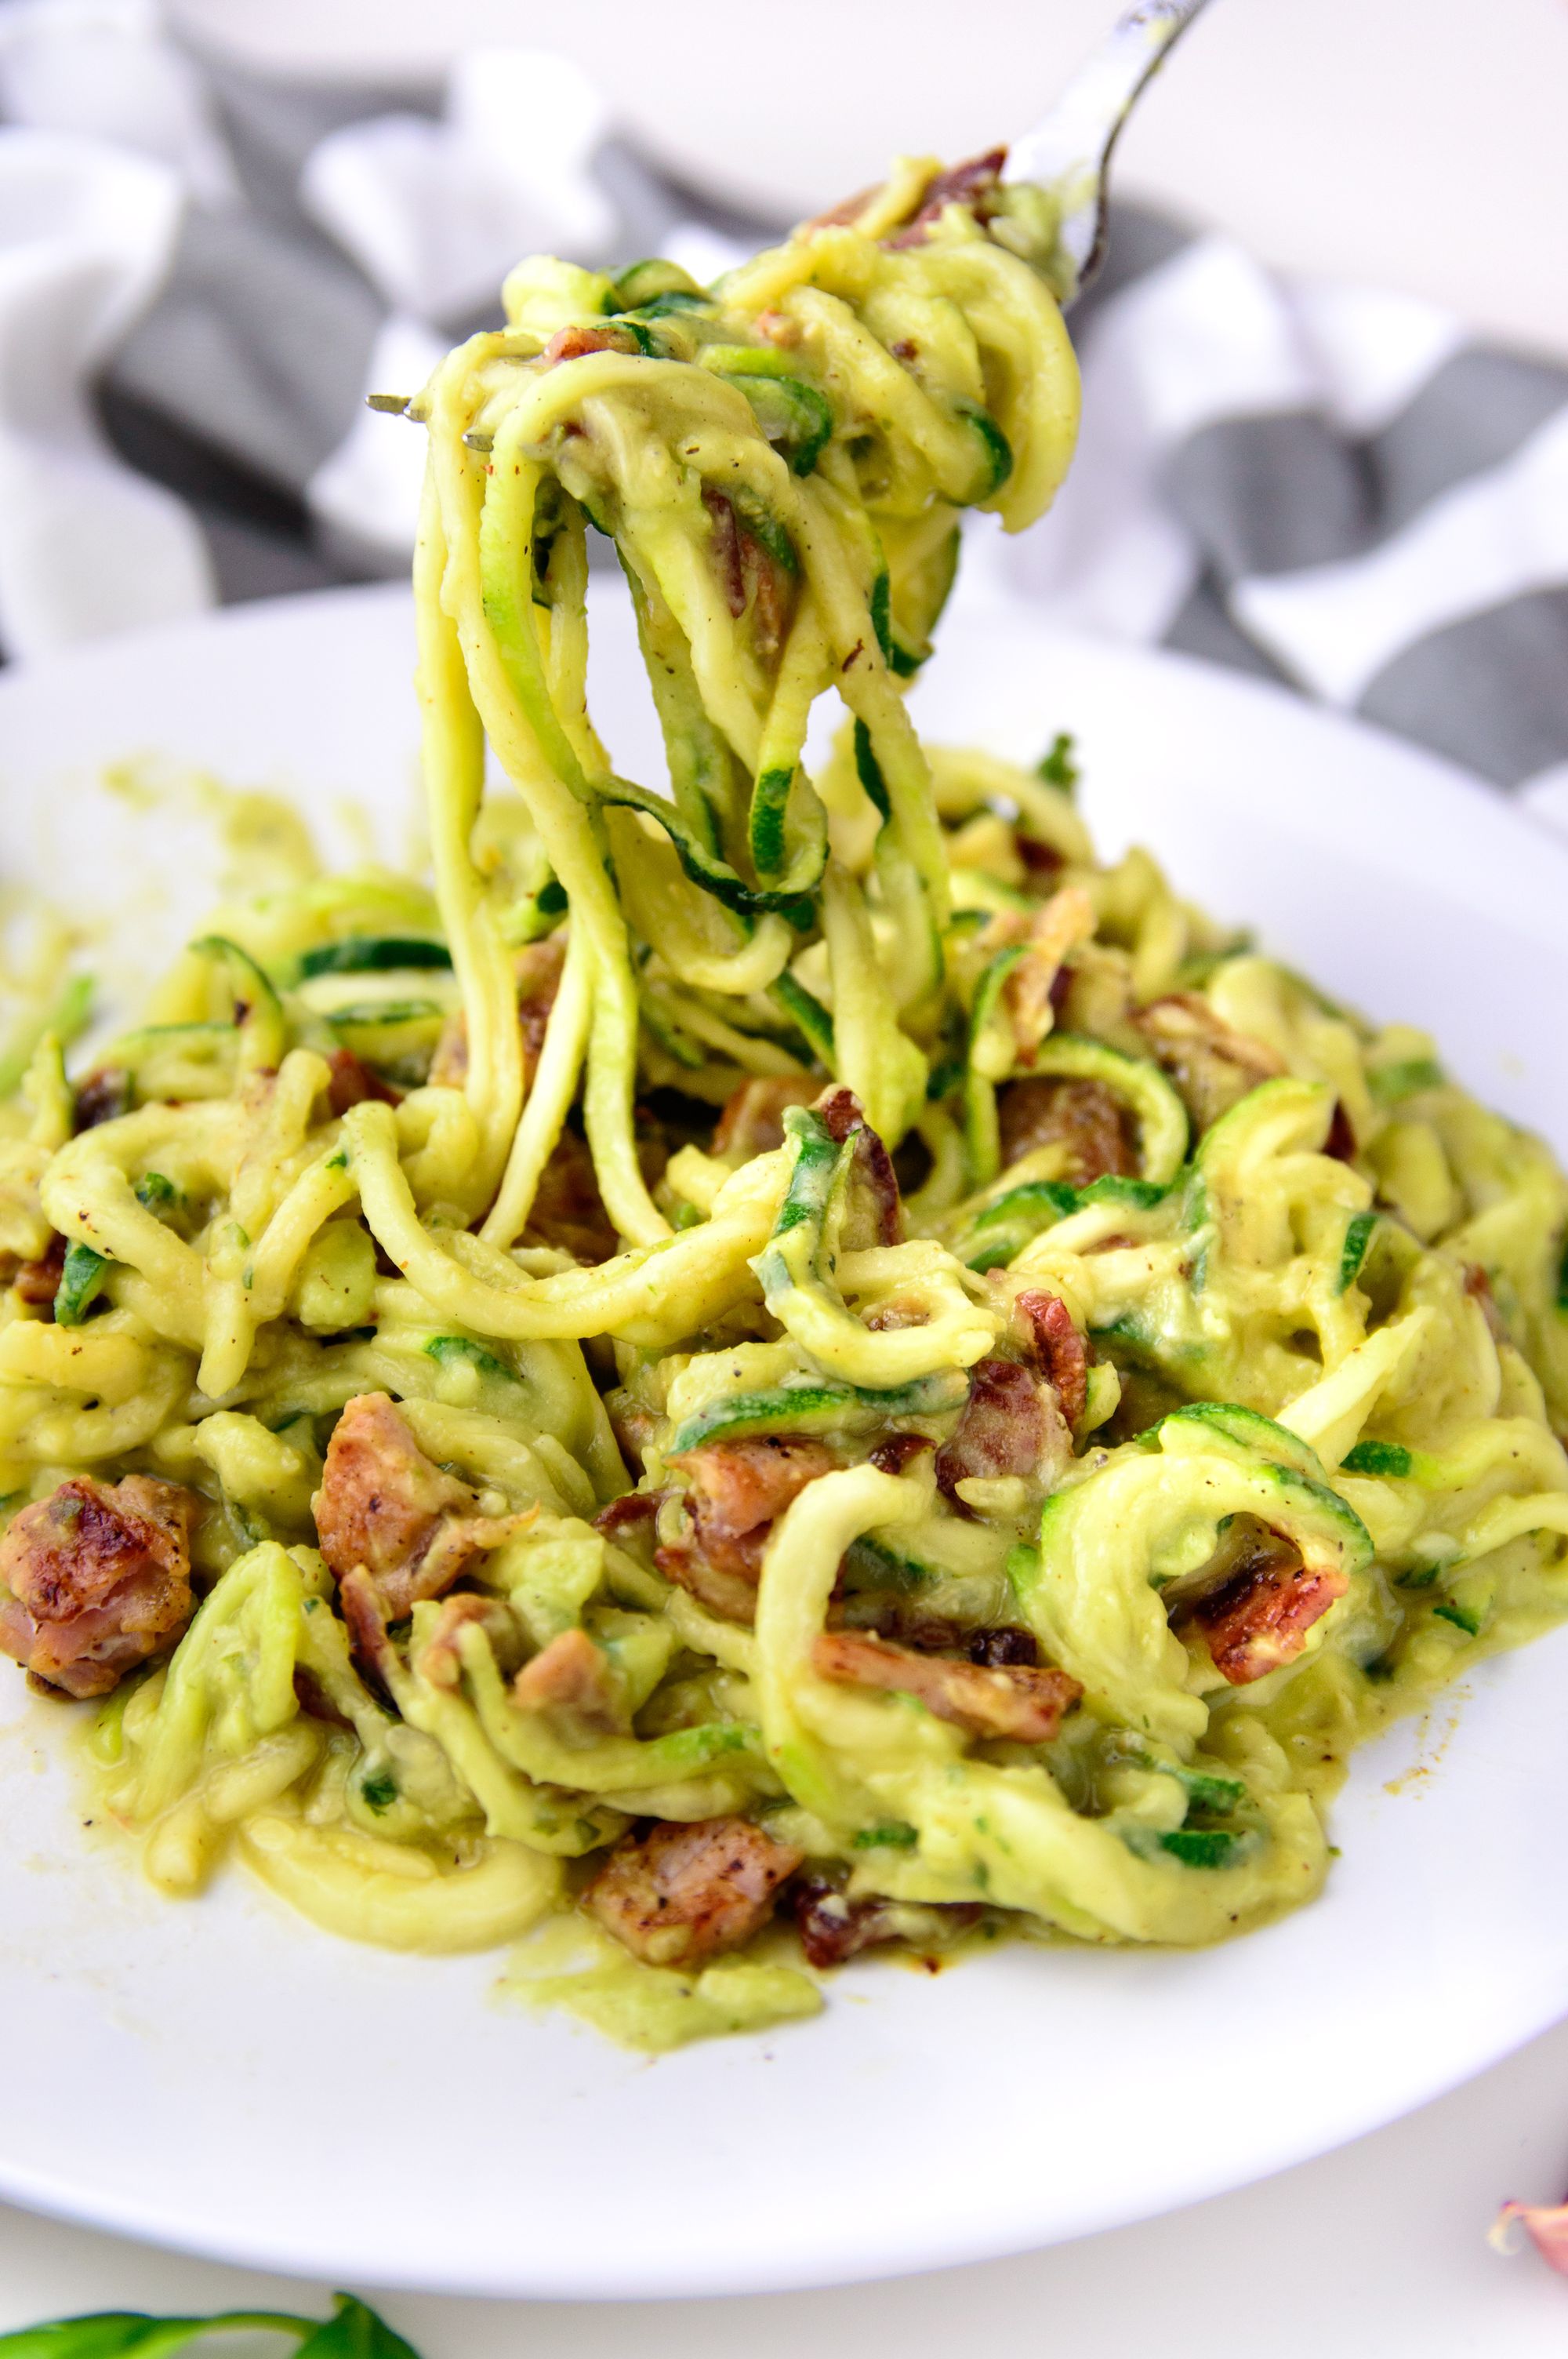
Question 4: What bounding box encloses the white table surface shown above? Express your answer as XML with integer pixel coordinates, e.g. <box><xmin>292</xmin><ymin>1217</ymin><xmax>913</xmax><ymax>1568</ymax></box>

<box><xmin>6</xmin><ymin>0</ymin><xmax>1568</xmax><ymax>2341</ymax></box>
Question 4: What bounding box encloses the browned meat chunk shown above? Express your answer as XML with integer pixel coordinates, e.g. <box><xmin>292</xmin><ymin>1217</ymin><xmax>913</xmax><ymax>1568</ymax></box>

<box><xmin>593</xmin><ymin>1490</ymin><xmax>662</xmax><ymax>1541</ymax></box>
<box><xmin>314</xmin><ymin>1392</ymin><xmax>519</xmax><ymax>1616</ymax></box>
<box><xmin>884</xmin><ymin>147</ymin><xmax>1007</xmax><ymax>247</ymax></box>
<box><xmin>935</xmin><ymin>1357</ymin><xmax>1069</xmax><ymax>1500</ymax></box>
<box><xmin>701</xmin><ymin>488</ymin><xmax>796</xmax><ymax>660</ymax></box>
<box><xmin>13</xmin><ymin>1233</ymin><xmax>65</xmax><ymax>1311</ymax></box>
<box><xmin>1013</xmin><ymin>1288</ymin><xmax>1090</xmax><ymax>1426</ymax></box>
<box><xmin>432</xmin><ymin>935</ymin><xmax>566</xmax><ymax>1097</ymax></box>
<box><xmin>513</xmin><ymin>1627</ymin><xmax>622</xmax><ymax>1733</ymax></box>
<box><xmin>584</xmin><ymin>1816</ymin><xmax>804</xmax><ymax>1968</ymax></box>
<box><xmin>659</xmin><ymin>1435</ymin><xmax>837</xmax><ymax>1621</ymax></box>
<box><xmin>815</xmin><ymin>1086</ymin><xmax>902</xmax><ymax>1246</ymax></box>
<box><xmin>997</xmin><ymin>1076</ymin><xmax>1137</xmax><ymax>1183</ymax></box>
<box><xmin>543</xmin><ymin>322</ymin><xmax>640</xmax><ymax>364</ymax></box>
<box><xmin>792</xmin><ymin>1875</ymin><xmax>982</xmax><ymax>1969</ymax></box>
<box><xmin>1174</xmin><ymin>1527</ymin><xmax>1347</xmax><ymax>1685</ymax></box>
<box><xmin>326</xmin><ymin>1048</ymin><xmax>401</xmax><ymax>1118</ymax></box>
<box><xmin>524</xmin><ymin>1129</ymin><xmax>619</xmax><ymax>1264</ymax></box>
<box><xmin>0</xmin><ymin>1474</ymin><xmax>197</xmax><ymax>1699</ymax></box>
<box><xmin>713</xmin><ymin>1076</ymin><xmax>819</xmax><ymax>1161</ymax></box>
<box><xmin>1132</xmin><ymin>994</ymin><xmax>1282</xmax><ymax>1134</ymax></box>
<box><xmin>71</xmin><ymin>1068</ymin><xmax>132</xmax><ymax>1132</ymax></box>
<box><xmin>414</xmin><ymin>1590</ymin><xmax>517</xmax><ymax>1690</ymax></box>
<box><xmin>811</xmin><ymin>1630</ymin><xmax>1080</xmax><ymax>1742</ymax></box>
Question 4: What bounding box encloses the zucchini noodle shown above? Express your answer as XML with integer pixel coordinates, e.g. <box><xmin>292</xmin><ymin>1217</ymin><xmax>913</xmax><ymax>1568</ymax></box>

<box><xmin>3</xmin><ymin>147</ymin><xmax>1567</xmax><ymax>2052</ymax></box>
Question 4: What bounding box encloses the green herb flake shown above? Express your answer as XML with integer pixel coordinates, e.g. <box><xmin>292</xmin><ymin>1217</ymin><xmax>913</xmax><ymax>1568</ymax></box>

<box><xmin>1368</xmin><ymin>1057</ymin><xmax>1444</xmax><ymax>1107</ymax></box>
<box><xmin>1035</xmin><ymin>732</ymin><xmax>1079</xmax><ymax>794</ymax></box>
<box><xmin>852</xmin><ymin>1821</ymin><xmax>918</xmax><ymax>1851</ymax></box>
<box><xmin>133</xmin><ymin>1171</ymin><xmax>178</xmax><ymax>1213</ymax></box>
<box><xmin>359</xmin><ymin>1769</ymin><xmax>398</xmax><ymax>1813</ymax></box>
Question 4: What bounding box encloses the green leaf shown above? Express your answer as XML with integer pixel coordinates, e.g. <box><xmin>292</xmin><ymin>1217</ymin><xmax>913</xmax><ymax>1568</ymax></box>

<box><xmin>0</xmin><ymin>2311</ymin><xmax>314</xmax><ymax>2359</ymax></box>
<box><xmin>290</xmin><ymin>2302</ymin><xmax>422</xmax><ymax>2359</ymax></box>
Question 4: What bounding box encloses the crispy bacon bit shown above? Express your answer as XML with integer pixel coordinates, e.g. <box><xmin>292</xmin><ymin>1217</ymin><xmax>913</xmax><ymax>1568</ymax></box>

<box><xmin>997</xmin><ymin>1076</ymin><xmax>1138</xmax><ymax>1183</ymax></box>
<box><xmin>314</xmin><ymin>1392</ymin><xmax>521</xmax><ymax>1617</ymax></box>
<box><xmin>524</xmin><ymin>1128</ymin><xmax>619</xmax><ymax>1264</ymax></box>
<box><xmin>13</xmin><ymin>1233</ymin><xmax>65</xmax><ymax>1312</ymax></box>
<box><xmin>809</xmin><ymin>181</ymin><xmax>883</xmax><ymax>231</ymax></box>
<box><xmin>516</xmin><ymin>936</ymin><xmax>566</xmax><ymax>1086</ymax></box>
<box><xmin>326</xmin><ymin>1048</ymin><xmax>400</xmax><ymax>1118</ymax></box>
<box><xmin>832</xmin><ymin>1594</ymin><xmax>1040</xmax><ymax>1667</ymax></box>
<box><xmin>990</xmin><ymin>886</ymin><xmax>1097</xmax><ymax>1067</ymax></box>
<box><xmin>433</xmin><ymin>935</ymin><xmax>567</xmax><ymax>1097</ymax></box>
<box><xmin>543</xmin><ymin>322</ymin><xmax>637</xmax><ymax>365</ymax></box>
<box><xmin>792</xmin><ymin>1874</ymin><xmax>982</xmax><ymax>1970</ymax></box>
<box><xmin>884</xmin><ymin>147</ymin><xmax>1008</xmax><ymax>248</ymax></box>
<box><xmin>699</xmin><ymin>487</ymin><xmax>796</xmax><ymax>659</ymax></box>
<box><xmin>868</xmin><ymin>1432</ymin><xmax>933</xmax><ymax>1477</ymax></box>
<box><xmin>935</xmin><ymin>1358</ymin><xmax>1069</xmax><ymax>1501</ymax></box>
<box><xmin>71</xmin><ymin>1068</ymin><xmax>132</xmax><ymax>1132</ymax></box>
<box><xmin>1133</xmin><ymin>994</ymin><xmax>1283</xmax><ymax>1133</ymax></box>
<box><xmin>0</xmin><ymin>1474</ymin><xmax>197</xmax><ymax>1699</ymax></box>
<box><xmin>1013</xmin><ymin>1289</ymin><xmax>1089</xmax><ymax>1426</ymax></box>
<box><xmin>815</xmin><ymin>1085</ymin><xmax>902</xmax><ymax>1246</ymax></box>
<box><xmin>585</xmin><ymin>1816</ymin><xmax>804</xmax><ymax>1968</ymax></box>
<box><xmin>293</xmin><ymin>1664</ymin><xmax>354</xmax><ymax>1730</ymax></box>
<box><xmin>660</xmin><ymin>1435</ymin><xmax>837</xmax><ymax>1618</ymax></box>
<box><xmin>1018</xmin><ymin>836</ymin><xmax>1065</xmax><ymax>881</ymax></box>
<box><xmin>513</xmin><ymin>1626</ymin><xmax>622</xmax><ymax>1732</ymax></box>
<box><xmin>713</xmin><ymin>1075</ymin><xmax>818</xmax><ymax>1160</ymax></box>
<box><xmin>593</xmin><ymin>1490</ymin><xmax>662</xmax><ymax>1540</ymax></box>
<box><xmin>416</xmin><ymin>1591</ymin><xmax>516</xmax><ymax>1691</ymax></box>
<box><xmin>967</xmin><ymin>1625</ymin><xmax>1040</xmax><ymax>1667</ymax></box>
<box><xmin>811</xmin><ymin>1630</ymin><xmax>1080</xmax><ymax>1742</ymax></box>
<box><xmin>1175</xmin><ymin>1528</ymin><xmax>1347</xmax><ymax>1685</ymax></box>
<box><xmin>1464</xmin><ymin>1263</ymin><xmax>1509</xmax><ymax>1344</ymax></box>
<box><xmin>1324</xmin><ymin>1100</ymin><xmax>1357</xmax><ymax>1162</ymax></box>
<box><xmin>702</xmin><ymin>485</ymin><xmax>747</xmax><ymax>620</ymax></box>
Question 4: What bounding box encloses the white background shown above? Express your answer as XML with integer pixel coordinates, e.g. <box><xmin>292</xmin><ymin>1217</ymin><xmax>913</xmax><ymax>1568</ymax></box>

<box><xmin>5</xmin><ymin>0</ymin><xmax>1568</xmax><ymax>2346</ymax></box>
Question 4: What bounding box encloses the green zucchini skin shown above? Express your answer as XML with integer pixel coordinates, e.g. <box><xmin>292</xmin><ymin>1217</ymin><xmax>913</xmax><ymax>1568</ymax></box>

<box><xmin>296</xmin><ymin>938</ymin><xmax>452</xmax><ymax>980</ymax></box>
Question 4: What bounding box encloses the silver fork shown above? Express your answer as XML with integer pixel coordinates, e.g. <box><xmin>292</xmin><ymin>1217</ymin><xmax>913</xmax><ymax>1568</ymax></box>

<box><xmin>1003</xmin><ymin>0</ymin><xmax>1214</xmax><ymax>304</ymax></box>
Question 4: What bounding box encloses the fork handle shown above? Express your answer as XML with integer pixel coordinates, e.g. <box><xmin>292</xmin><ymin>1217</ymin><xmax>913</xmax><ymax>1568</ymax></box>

<box><xmin>1003</xmin><ymin>0</ymin><xmax>1214</xmax><ymax>299</ymax></box>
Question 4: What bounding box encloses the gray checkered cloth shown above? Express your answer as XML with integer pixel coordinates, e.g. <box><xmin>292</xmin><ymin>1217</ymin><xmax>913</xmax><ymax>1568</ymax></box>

<box><xmin>2</xmin><ymin>21</ymin><xmax>1566</xmax><ymax>821</ymax></box>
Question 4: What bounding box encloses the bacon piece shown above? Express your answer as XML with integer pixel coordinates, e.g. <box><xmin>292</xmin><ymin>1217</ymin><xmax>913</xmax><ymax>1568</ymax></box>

<box><xmin>72</xmin><ymin>1068</ymin><xmax>131</xmax><ymax>1132</ymax></box>
<box><xmin>0</xmin><ymin>1474</ymin><xmax>197</xmax><ymax>1699</ymax></box>
<box><xmin>416</xmin><ymin>1590</ymin><xmax>517</xmax><ymax>1691</ymax></box>
<box><xmin>524</xmin><ymin>1129</ymin><xmax>619</xmax><ymax>1264</ymax></box>
<box><xmin>1013</xmin><ymin>1289</ymin><xmax>1090</xmax><ymax>1427</ymax></box>
<box><xmin>792</xmin><ymin>1874</ymin><xmax>982</xmax><ymax>1970</ymax></box>
<box><xmin>815</xmin><ymin>1085</ymin><xmax>902</xmax><ymax>1246</ymax></box>
<box><xmin>935</xmin><ymin>1357</ymin><xmax>1069</xmax><ymax>1502</ymax></box>
<box><xmin>884</xmin><ymin>147</ymin><xmax>1008</xmax><ymax>248</ymax></box>
<box><xmin>513</xmin><ymin>1627</ymin><xmax>622</xmax><ymax>1733</ymax></box>
<box><xmin>584</xmin><ymin>1816</ymin><xmax>804</xmax><ymax>1968</ymax></box>
<box><xmin>660</xmin><ymin>1435</ymin><xmax>836</xmax><ymax>1618</ymax></box>
<box><xmin>326</xmin><ymin>1048</ymin><xmax>400</xmax><ymax>1118</ymax></box>
<box><xmin>997</xmin><ymin>1075</ymin><xmax>1138</xmax><ymax>1183</ymax></box>
<box><xmin>314</xmin><ymin>1392</ymin><xmax>521</xmax><ymax>1617</ymax></box>
<box><xmin>1133</xmin><ymin>994</ymin><xmax>1282</xmax><ymax>1133</ymax></box>
<box><xmin>543</xmin><ymin>322</ymin><xmax>638</xmax><ymax>365</ymax></box>
<box><xmin>811</xmin><ymin>1630</ymin><xmax>1080</xmax><ymax>1742</ymax></box>
<box><xmin>831</xmin><ymin>1594</ymin><xmax>1040</xmax><ymax>1666</ymax></box>
<box><xmin>593</xmin><ymin>1491</ymin><xmax>662</xmax><ymax>1541</ymax></box>
<box><xmin>1464</xmin><ymin>1262</ymin><xmax>1508</xmax><ymax>1345</ymax></box>
<box><xmin>702</xmin><ymin>486</ymin><xmax>746</xmax><ymax>619</ymax></box>
<box><xmin>867</xmin><ymin>1433</ymin><xmax>932</xmax><ymax>1477</ymax></box>
<box><xmin>432</xmin><ymin>934</ymin><xmax>566</xmax><ymax>1097</ymax></box>
<box><xmin>1175</xmin><ymin>1529</ymin><xmax>1348</xmax><ymax>1685</ymax></box>
<box><xmin>1324</xmin><ymin>1100</ymin><xmax>1357</xmax><ymax>1162</ymax></box>
<box><xmin>13</xmin><ymin>1233</ymin><xmax>65</xmax><ymax>1312</ymax></box>
<box><xmin>713</xmin><ymin>1075</ymin><xmax>818</xmax><ymax>1160</ymax></box>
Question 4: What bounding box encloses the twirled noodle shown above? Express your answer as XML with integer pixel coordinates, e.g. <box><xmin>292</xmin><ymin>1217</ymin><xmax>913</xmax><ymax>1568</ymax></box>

<box><xmin>2</xmin><ymin>145</ymin><xmax>1566</xmax><ymax>2052</ymax></box>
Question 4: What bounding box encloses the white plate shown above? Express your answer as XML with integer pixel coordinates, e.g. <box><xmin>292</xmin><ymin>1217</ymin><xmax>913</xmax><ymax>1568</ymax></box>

<box><xmin>2</xmin><ymin>583</ymin><xmax>1566</xmax><ymax>2301</ymax></box>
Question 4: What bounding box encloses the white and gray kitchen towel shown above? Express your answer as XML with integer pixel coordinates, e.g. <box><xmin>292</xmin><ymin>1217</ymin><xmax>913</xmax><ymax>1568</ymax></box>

<box><xmin>2</xmin><ymin>0</ymin><xmax>1566</xmax><ymax>828</ymax></box>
